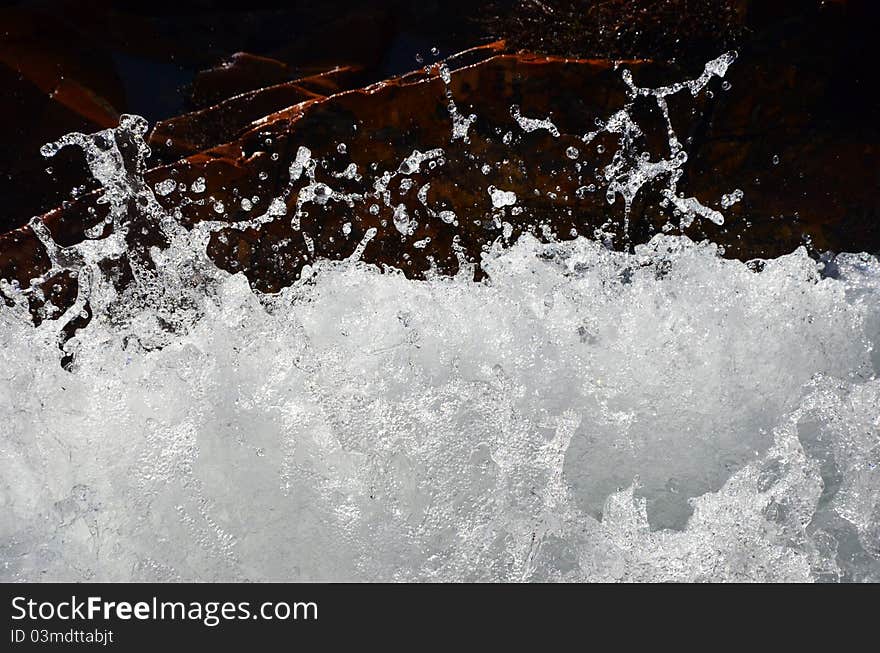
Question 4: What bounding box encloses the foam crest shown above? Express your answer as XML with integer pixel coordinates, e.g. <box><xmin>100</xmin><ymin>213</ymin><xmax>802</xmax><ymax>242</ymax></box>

<box><xmin>1</xmin><ymin>236</ymin><xmax>878</xmax><ymax>581</ymax></box>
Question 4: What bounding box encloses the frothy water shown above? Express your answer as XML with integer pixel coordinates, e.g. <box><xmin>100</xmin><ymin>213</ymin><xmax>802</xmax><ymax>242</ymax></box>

<box><xmin>3</xmin><ymin>236</ymin><xmax>879</xmax><ymax>581</ymax></box>
<box><xmin>1</xmin><ymin>53</ymin><xmax>879</xmax><ymax>582</ymax></box>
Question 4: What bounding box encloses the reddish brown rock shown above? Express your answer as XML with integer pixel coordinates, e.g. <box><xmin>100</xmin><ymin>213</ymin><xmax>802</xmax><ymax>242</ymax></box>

<box><xmin>149</xmin><ymin>65</ymin><xmax>365</xmax><ymax>162</ymax></box>
<box><xmin>0</xmin><ymin>6</ymin><xmax>127</xmax><ymax>234</ymax></box>
<box><xmin>2</xmin><ymin>46</ymin><xmax>671</xmax><ymax>293</ymax></box>
<box><xmin>2</xmin><ymin>40</ymin><xmax>878</xmax><ymax>321</ymax></box>
<box><xmin>189</xmin><ymin>52</ymin><xmax>295</xmax><ymax>109</ymax></box>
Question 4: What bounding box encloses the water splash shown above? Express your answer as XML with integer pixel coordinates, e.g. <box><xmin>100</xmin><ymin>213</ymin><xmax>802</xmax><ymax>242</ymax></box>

<box><xmin>721</xmin><ymin>188</ymin><xmax>744</xmax><ymax>209</ymax></box>
<box><xmin>438</xmin><ymin>63</ymin><xmax>477</xmax><ymax>143</ymax></box>
<box><xmin>600</xmin><ymin>52</ymin><xmax>738</xmax><ymax>238</ymax></box>
<box><xmin>511</xmin><ymin>105</ymin><xmax>561</xmax><ymax>137</ymax></box>
<box><xmin>17</xmin><ymin>50</ymin><xmax>741</xmax><ymax>337</ymax></box>
<box><xmin>2</xmin><ymin>234</ymin><xmax>878</xmax><ymax>581</ymax></box>
<box><xmin>2</xmin><ymin>52</ymin><xmax>878</xmax><ymax>582</ymax></box>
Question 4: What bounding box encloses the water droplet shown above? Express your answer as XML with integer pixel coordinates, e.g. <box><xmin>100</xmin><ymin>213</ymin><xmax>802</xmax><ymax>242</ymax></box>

<box><xmin>267</xmin><ymin>198</ymin><xmax>287</xmax><ymax>216</ymax></box>
<box><xmin>439</xmin><ymin>64</ymin><xmax>451</xmax><ymax>85</ymax></box>
<box><xmin>393</xmin><ymin>203</ymin><xmax>413</xmax><ymax>235</ymax></box>
<box><xmin>721</xmin><ymin>189</ymin><xmax>744</xmax><ymax>209</ymax></box>
<box><xmin>488</xmin><ymin>186</ymin><xmax>517</xmax><ymax>208</ymax></box>
<box><xmin>154</xmin><ymin>179</ymin><xmax>176</xmax><ymax>197</ymax></box>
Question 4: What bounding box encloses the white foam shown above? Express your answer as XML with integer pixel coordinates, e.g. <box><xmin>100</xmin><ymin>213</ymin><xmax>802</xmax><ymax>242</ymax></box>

<box><xmin>1</xmin><ymin>235</ymin><xmax>878</xmax><ymax>581</ymax></box>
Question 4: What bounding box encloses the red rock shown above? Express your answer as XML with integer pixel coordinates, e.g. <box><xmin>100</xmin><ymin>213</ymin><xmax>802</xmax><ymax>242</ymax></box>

<box><xmin>0</xmin><ymin>8</ymin><xmax>126</xmax><ymax>126</ymax></box>
<box><xmin>0</xmin><ymin>7</ymin><xmax>126</xmax><ymax>233</ymax></box>
<box><xmin>2</xmin><ymin>39</ymin><xmax>878</xmax><ymax>320</ymax></box>
<box><xmin>149</xmin><ymin>66</ymin><xmax>364</xmax><ymax>161</ymax></box>
<box><xmin>3</xmin><ymin>45</ymin><xmax>657</xmax><ymax>291</ymax></box>
<box><xmin>189</xmin><ymin>52</ymin><xmax>295</xmax><ymax>109</ymax></box>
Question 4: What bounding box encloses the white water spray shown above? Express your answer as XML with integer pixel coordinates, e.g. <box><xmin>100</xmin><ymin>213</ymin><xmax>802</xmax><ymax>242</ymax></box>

<box><xmin>1</xmin><ymin>53</ymin><xmax>878</xmax><ymax>582</ymax></box>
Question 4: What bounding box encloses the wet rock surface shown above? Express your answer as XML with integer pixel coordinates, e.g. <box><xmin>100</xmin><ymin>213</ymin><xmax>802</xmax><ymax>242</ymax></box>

<box><xmin>148</xmin><ymin>65</ymin><xmax>366</xmax><ymax>162</ymax></box>
<box><xmin>1</xmin><ymin>0</ymin><xmax>878</xmax><ymax>320</ymax></box>
<box><xmin>0</xmin><ymin>0</ymin><xmax>486</xmax><ymax>231</ymax></box>
<box><xmin>0</xmin><ymin>7</ymin><xmax>125</xmax><ymax>233</ymax></box>
<box><xmin>188</xmin><ymin>52</ymin><xmax>297</xmax><ymax>110</ymax></box>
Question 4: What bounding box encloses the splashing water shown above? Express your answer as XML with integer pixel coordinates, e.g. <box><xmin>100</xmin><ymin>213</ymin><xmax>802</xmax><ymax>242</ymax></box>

<box><xmin>1</xmin><ymin>53</ymin><xmax>879</xmax><ymax>582</ymax></box>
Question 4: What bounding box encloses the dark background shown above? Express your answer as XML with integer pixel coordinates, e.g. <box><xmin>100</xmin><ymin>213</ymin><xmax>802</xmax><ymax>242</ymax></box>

<box><xmin>2</xmin><ymin>0</ymin><xmax>493</xmax><ymax>126</ymax></box>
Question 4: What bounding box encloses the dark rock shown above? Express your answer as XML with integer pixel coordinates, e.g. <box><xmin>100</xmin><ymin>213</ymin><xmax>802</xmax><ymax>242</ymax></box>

<box><xmin>149</xmin><ymin>65</ymin><xmax>365</xmax><ymax>161</ymax></box>
<box><xmin>677</xmin><ymin>0</ymin><xmax>880</xmax><ymax>257</ymax></box>
<box><xmin>0</xmin><ymin>6</ymin><xmax>126</xmax><ymax>233</ymax></box>
<box><xmin>486</xmin><ymin>0</ymin><xmax>748</xmax><ymax>64</ymax></box>
<box><xmin>189</xmin><ymin>52</ymin><xmax>294</xmax><ymax>109</ymax></box>
<box><xmin>3</xmin><ymin>45</ymin><xmax>667</xmax><ymax>294</ymax></box>
<box><xmin>2</xmin><ymin>19</ymin><xmax>878</xmax><ymax>320</ymax></box>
